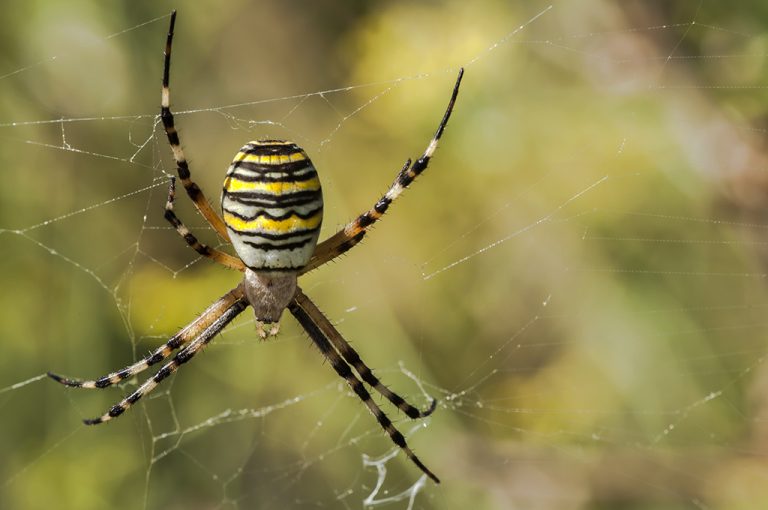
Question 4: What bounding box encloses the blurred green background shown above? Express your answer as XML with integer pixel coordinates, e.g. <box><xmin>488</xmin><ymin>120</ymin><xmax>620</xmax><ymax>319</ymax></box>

<box><xmin>2</xmin><ymin>0</ymin><xmax>768</xmax><ymax>508</ymax></box>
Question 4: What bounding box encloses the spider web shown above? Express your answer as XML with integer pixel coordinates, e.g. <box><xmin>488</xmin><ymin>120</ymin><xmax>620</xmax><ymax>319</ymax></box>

<box><xmin>2</xmin><ymin>1</ymin><xmax>768</xmax><ymax>508</ymax></box>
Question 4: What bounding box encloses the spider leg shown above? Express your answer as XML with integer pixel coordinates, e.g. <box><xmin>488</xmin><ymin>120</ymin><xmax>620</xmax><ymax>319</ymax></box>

<box><xmin>292</xmin><ymin>287</ymin><xmax>435</xmax><ymax>418</ymax></box>
<box><xmin>164</xmin><ymin>177</ymin><xmax>245</xmax><ymax>271</ymax></box>
<box><xmin>289</xmin><ymin>287</ymin><xmax>439</xmax><ymax>483</ymax></box>
<box><xmin>80</xmin><ymin>285</ymin><xmax>249</xmax><ymax>425</ymax></box>
<box><xmin>301</xmin><ymin>68</ymin><xmax>463</xmax><ymax>275</ymax></box>
<box><xmin>161</xmin><ymin>11</ymin><xmax>230</xmax><ymax>242</ymax></box>
<box><xmin>49</xmin><ymin>284</ymin><xmax>247</xmax><ymax>389</ymax></box>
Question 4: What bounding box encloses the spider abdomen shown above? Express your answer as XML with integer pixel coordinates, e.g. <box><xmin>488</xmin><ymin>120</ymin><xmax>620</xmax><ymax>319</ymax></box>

<box><xmin>222</xmin><ymin>140</ymin><xmax>323</xmax><ymax>271</ymax></box>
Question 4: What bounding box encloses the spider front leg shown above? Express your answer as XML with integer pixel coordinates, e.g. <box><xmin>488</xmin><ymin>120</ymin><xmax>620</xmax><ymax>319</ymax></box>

<box><xmin>292</xmin><ymin>287</ymin><xmax>435</xmax><ymax>418</ymax></box>
<box><xmin>164</xmin><ymin>177</ymin><xmax>245</xmax><ymax>271</ymax></box>
<box><xmin>301</xmin><ymin>68</ymin><xmax>463</xmax><ymax>275</ymax></box>
<box><xmin>82</xmin><ymin>291</ymin><xmax>249</xmax><ymax>425</ymax></box>
<box><xmin>289</xmin><ymin>287</ymin><xmax>439</xmax><ymax>483</ymax></box>
<box><xmin>49</xmin><ymin>285</ymin><xmax>248</xmax><ymax>418</ymax></box>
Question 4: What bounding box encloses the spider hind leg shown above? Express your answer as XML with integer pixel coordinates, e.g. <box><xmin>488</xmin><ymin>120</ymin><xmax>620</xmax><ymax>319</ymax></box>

<box><xmin>161</xmin><ymin>10</ymin><xmax>231</xmax><ymax>241</ymax></box>
<box><xmin>301</xmin><ymin>68</ymin><xmax>463</xmax><ymax>275</ymax></box>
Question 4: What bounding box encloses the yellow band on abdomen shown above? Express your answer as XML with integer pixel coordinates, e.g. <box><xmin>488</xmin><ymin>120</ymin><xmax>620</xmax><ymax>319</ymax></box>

<box><xmin>224</xmin><ymin>211</ymin><xmax>322</xmax><ymax>234</ymax></box>
<box><xmin>223</xmin><ymin>176</ymin><xmax>321</xmax><ymax>195</ymax></box>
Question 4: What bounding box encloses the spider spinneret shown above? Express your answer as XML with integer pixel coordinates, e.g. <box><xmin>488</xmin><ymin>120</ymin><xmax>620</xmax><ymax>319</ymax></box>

<box><xmin>48</xmin><ymin>10</ymin><xmax>463</xmax><ymax>484</ymax></box>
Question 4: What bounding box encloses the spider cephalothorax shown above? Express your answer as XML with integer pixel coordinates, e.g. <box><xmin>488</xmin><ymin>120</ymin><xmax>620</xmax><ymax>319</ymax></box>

<box><xmin>49</xmin><ymin>10</ymin><xmax>463</xmax><ymax>484</ymax></box>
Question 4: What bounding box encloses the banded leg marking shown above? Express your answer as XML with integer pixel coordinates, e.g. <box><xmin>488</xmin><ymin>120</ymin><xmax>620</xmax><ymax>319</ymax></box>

<box><xmin>289</xmin><ymin>288</ymin><xmax>439</xmax><ymax>483</ymax></box>
<box><xmin>48</xmin><ymin>284</ymin><xmax>248</xmax><ymax>390</ymax></box>
<box><xmin>81</xmin><ymin>285</ymin><xmax>249</xmax><ymax>425</ymax></box>
<box><xmin>161</xmin><ymin>10</ymin><xmax>230</xmax><ymax>242</ymax></box>
<box><xmin>301</xmin><ymin>68</ymin><xmax>463</xmax><ymax>275</ymax></box>
<box><xmin>165</xmin><ymin>177</ymin><xmax>245</xmax><ymax>271</ymax></box>
<box><xmin>293</xmin><ymin>287</ymin><xmax>435</xmax><ymax>418</ymax></box>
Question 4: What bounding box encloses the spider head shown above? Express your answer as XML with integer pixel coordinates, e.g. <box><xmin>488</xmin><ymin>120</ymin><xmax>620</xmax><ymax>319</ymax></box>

<box><xmin>244</xmin><ymin>269</ymin><xmax>297</xmax><ymax>333</ymax></box>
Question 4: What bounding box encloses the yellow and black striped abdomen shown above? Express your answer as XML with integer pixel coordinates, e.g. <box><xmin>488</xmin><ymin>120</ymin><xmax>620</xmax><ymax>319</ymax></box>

<box><xmin>222</xmin><ymin>140</ymin><xmax>322</xmax><ymax>271</ymax></box>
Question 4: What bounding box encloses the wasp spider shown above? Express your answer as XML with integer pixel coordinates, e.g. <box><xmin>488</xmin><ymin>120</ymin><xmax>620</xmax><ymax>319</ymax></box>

<box><xmin>49</xmin><ymin>11</ymin><xmax>462</xmax><ymax>484</ymax></box>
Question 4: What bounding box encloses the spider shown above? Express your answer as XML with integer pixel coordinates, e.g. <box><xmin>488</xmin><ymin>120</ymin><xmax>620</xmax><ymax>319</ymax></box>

<box><xmin>48</xmin><ymin>11</ymin><xmax>462</xmax><ymax>484</ymax></box>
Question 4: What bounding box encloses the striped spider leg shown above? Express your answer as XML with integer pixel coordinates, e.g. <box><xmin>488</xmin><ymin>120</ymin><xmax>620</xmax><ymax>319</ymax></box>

<box><xmin>49</xmin><ymin>10</ymin><xmax>464</xmax><ymax>483</ymax></box>
<box><xmin>48</xmin><ymin>284</ymin><xmax>249</xmax><ymax>423</ymax></box>
<box><xmin>301</xmin><ymin>68</ymin><xmax>463</xmax><ymax>275</ymax></box>
<box><xmin>164</xmin><ymin>176</ymin><xmax>245</xmax><ymax>271</ymax></box>
<box><xmin>290</xmin><ymin>287</ymin><xmax>439</xmax><ymax>483</ymax></box>
<box><xmin>160</xmin><ymin>11</ymin><xmax>230</xmax><ymax>242</ymax></box>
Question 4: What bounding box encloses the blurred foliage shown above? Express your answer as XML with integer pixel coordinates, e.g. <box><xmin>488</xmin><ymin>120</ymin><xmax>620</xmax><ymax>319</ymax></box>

<box><xmin>2</xmin><ymin>0</ymin><xmax>768</xmax><ymax>509</ymax></box>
